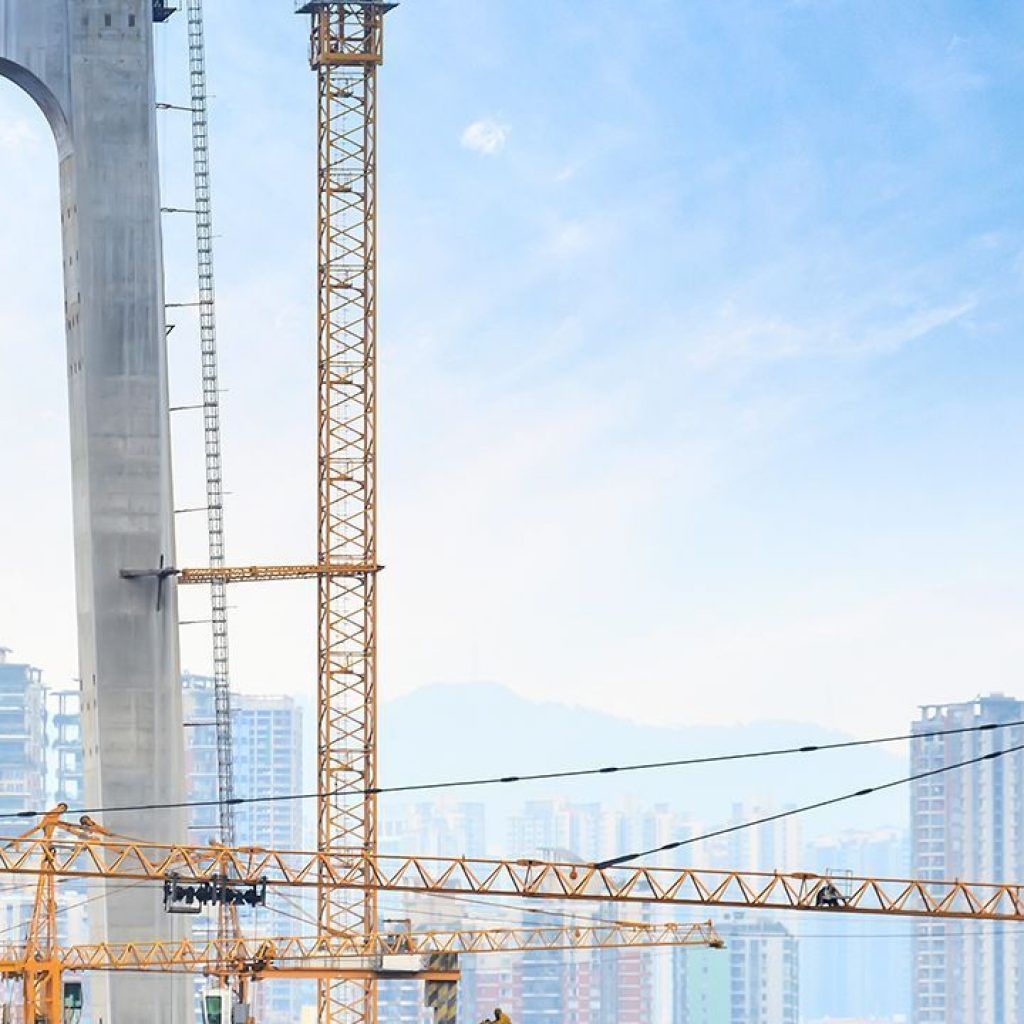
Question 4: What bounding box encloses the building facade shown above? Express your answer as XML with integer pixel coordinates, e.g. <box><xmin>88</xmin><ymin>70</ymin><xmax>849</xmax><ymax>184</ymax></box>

<box><xmin>0</xmin><ymin>647</ymin><xmax>46</xmax><ymax>816</ymax></box>
<box><xmin>380</xmin><ymin>801</ymin><xmax>487</xmax><ymax>860</ymax></box>
<box><xmin>504</xmin><ymin>800</ymin><xmax>662</xmax><ymax>1023</ymax></box>
<box><xmin>0</xmin><ymin>648</ymin><xmax>48</xmax><ymax>961</ymax></box>
<box><xmin>52</xmin><ymin>689</ymin><xmax>84</xmax><ymax>808</ymax></box>
<box><xmin>911</xmin><ymin>696</ymin><xmax>1024</xmax><ymax>1024</ymax></box>
<box><xmin>181</xmin><ymin>676</ymin><xmax>309</xmax><ymax>1024</ymax></box>
<box><xmin>801</xmin><ymin>829</ymin><xmax>910</xmax><ymax>1022</ymax></box>
<box><xmin>674</xmin><ymin>915</ymin><xmax>798</xmax><ymax>1024</ymax></box>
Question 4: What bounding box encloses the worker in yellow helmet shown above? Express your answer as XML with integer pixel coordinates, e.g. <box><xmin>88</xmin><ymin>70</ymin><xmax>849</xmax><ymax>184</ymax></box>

<box><xmin>480</xmin><ymin>1010</ymin><xmax>513</xmax><ymax>1024</ymax></box>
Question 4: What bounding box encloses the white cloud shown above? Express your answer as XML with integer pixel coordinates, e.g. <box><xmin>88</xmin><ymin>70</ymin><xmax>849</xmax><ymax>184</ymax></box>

<box><xmin>0</xmin><ymin>118</ymin><xmax>37</xmax><ymax>150</ymax></box>
<box><xmin>460</xmin><ymin>118</ymin><xmax>509</xmax><ymax>156</ymax></box>
<box><xmin>688</xmin><ymin>299</ymin><xmax>975</xmax><ymax>369</ymax></box>
<box><xmin>544</xmin><ymin>220</ymin><xmax>594</xmax><ymax>259</ymax></box>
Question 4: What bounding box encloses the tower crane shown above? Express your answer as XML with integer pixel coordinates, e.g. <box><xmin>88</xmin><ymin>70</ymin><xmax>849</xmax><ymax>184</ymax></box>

<box><xmin>290</xmin><ymin>4</ymin><xmax>385</xmax><ymax>1023</ymax></box>
<box><xmin>0</xmin><ymin>809</ymin><xmax>725</xmax><ymax>1023</ymax></box>
<box><xmin>0</xmin><ymin>812</ymin><xmax>1021</xmax><ymax>926</ymax></box>
<box><xmin>178</xmin><ymin>10</ymin><xmax>390</xmax><ymax>1022</ymax></box>
<box><xmin>3</xmin><ymin>807</ymin><xmax>1024</xmax><ymax>1023</ymax></box>
<box><xmin>160</xmin><ymin>3</ymin><xmax>1024</xmax><ymax>1023</ymax></box>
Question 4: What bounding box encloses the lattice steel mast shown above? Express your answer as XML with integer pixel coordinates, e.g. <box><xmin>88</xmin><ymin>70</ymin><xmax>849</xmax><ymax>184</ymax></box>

<box><xmin>293</xmin><ymin>3</ymin><xmax>392</xmax><ymax>1023</ymax></box>
<box><xmin>186</xmin><ymin>0</ymin><xmax>236</xmax><ymax>845</ymax></box>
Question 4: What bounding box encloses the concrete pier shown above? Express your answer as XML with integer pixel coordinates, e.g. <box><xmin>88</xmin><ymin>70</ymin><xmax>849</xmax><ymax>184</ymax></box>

<box><xmin>0</xmin><ymin>3</ymin><xmax>189</xmax><ymax>1022</ymax></box>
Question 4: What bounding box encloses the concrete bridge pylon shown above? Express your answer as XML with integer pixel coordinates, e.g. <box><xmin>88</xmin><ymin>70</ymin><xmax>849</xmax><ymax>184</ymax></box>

<box><xmin>0</xmin><ymin>3</ymin><xmax>190</xmax><ymax>1022</ymax></box>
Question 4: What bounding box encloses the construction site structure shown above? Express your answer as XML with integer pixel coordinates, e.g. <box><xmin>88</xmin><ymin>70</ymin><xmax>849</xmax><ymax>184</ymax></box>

<box><xmin>180</xmin><ymin>0</ymin><xmax>237</xmax><ymax>849</ymax></box>
<box><xmin>0</xmin><ymin>809</ymin><xmax>726</xmax><ymax>1022</ymax></box>
<box><xmin>4</xmin><ymin>809</ymin><xmax>1024</xmax><ymax>1022</ymax></box>
<box><xmin>300</xmin><ymin>4</ymin><xmax>390</xmax><ymax>1024</ymax></box>
<box><xmin>0</xmin><ymin>814</ymin><xmax>1021</xmax><ymax>926</ymax></box>
<box><xmin>4</xmin><ymin>3</ymin><xmax>1024</xmax><ymax>1024</ymax></box>
<box><xmin>172</xmin><ymin>3</ymin><xmax>1024</xmax><ymax>1023</ymax></box>
<box><xmin>0</xmin><ymin>4</ymin><xmax>190</xmax><ymax>1023</ymax></box>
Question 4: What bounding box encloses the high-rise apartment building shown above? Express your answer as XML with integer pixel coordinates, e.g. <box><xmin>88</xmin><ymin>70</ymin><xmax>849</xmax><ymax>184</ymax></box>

<box><xmin>181</xmin><ymin>675</ymin><xmax>309</xmax><ymax>1024</ymax></box>
<box><xmin>673</xmin><ymin>940</ymin><xmax>730</xmax><ymax>1024</ymax></box>
<box><xmin>234</xmin><ymin>689</ymin><xmax>308</xmax><ymax>1024</ymax></box>
<box><xmin>52</xmin><ymin>690</ymin><xmax>84</xmax><ymax>807</ymax></box>
<box><xmin>232</xmin><ymin>692</ymin><xmax>304</xmax><ymax>851</ymax></box>
<box><xmin>0</xmin><ymin>648</ymin><xmax>46</xmax><ymax>815</ymax></box>
<box><xmin>801</xmin><ymin>828</ymin><xmax>910</xmax><ymax>1022</ymax></box>
<box><xmin>0</xmin><ymin>652</ymin><xmax>89</xmax><ymax>954</ymax></box>
<box><xmin>0</xmin><ymin>648</ymin><xmax>47</xmax><ymax>953</ymax></box>
<box><xmin>378</xmin><ymin>802</ymin><xmax>488</xmax><ymax>1024</ymax></box>
<box><xmin>725</xmin><ymin>802</ymin><xmax>802</xmax><ymax>874</ymax></box>
<box><xmin>674</xmin><ymin>914</ymin><xmax>798</xmax><ymax>1024</ymax></box>
<box><xmin>505</xmin><ymin>800</ymin><xmax>659</xmax><ymax>1023</ymax></box>
<box><xmin>181</xmin><ymin>673</ymin><xmax>221</xmax><ymax>845</ymax></box>
<box><xmin>911</xmin><ymin>696</ymin><xmax>1024</xmax><ymax>1024</ymax></box>
<box><xmin>380</xmin><ymin>801</ymin><xmax>487</xmax><ymax>859</ymax></box>
<box><xmin>50</xmin><ymin>687</ymin><xmax>89</xmax><ymax>953</ymax></box>
<box><xmin>180</xmin><ymin>676</ymin><xmax>305</xmax><ymax>849</ymax></box>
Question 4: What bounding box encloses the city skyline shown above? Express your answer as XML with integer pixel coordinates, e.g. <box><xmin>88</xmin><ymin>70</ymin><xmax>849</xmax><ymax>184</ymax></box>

<box><xmin>6</xmin><ymin>641</ymin><xmax>1023</xmax><ymax>1022</ymax></box>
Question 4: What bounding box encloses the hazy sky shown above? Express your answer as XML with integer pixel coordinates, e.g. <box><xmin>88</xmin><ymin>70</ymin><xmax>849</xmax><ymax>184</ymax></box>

<box><xmin>3</xmin><ymin>0</ymin><xmax>1024</xmax><ymax>734</ymax></box>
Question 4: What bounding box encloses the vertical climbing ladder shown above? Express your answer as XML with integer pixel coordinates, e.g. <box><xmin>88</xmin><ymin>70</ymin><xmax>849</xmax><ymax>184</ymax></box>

<box><xmin>185</xmin><ymin>0</ymin><xmax>236</xmax><ymax>845</ymax></box>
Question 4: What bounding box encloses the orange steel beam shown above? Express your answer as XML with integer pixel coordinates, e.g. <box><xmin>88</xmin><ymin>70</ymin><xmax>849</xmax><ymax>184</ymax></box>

<box><xmin>28</xmin><ymin>921</ymin><xmax>721</xmax><ymax>974</ymax></box>
<box><xmin>2</xmin><ymin>820</ymin><xmax>1023</xmax><ymax>923</ymax></box>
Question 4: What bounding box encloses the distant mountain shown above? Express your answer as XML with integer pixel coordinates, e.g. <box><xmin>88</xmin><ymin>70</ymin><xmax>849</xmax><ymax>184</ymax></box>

<box><xmin>374</xmin><ymin>682</ymin><xmax>908</xmax><ymax>843</ymax></box>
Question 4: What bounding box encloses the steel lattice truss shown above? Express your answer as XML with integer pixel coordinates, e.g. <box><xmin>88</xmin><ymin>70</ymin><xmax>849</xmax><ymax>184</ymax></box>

<box><xmin>0</xmin><ymin>921</ymin><xmax>720</xmax><ymax>976</ymax></box>
<box><xmin>3</xmin><ymin>819</ymin><xmax>1024</xmax><ymax>924</ymax></box>
<box><xmin>178</xmin><ymin>563</ymin><xmax>377</xmax><ymax>584</ymax></box>
<box><xmin>305</xmin><ymin>4</ymin><xmax>388</xmax><ymax>1023</ymax></box>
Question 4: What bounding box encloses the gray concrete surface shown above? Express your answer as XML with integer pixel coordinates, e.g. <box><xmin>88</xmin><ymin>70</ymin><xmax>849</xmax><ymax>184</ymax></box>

<box><xmin>0</xmin><ymin>2</ymin><xmax>190</xmax><ymax>1022</ymax></box>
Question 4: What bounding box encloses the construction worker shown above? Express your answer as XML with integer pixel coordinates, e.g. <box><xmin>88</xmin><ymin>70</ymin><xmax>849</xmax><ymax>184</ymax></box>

<box><xmin>815</xmin><ymin>880</ymin><xmax>844</xmax><ymax>908</ymax></box>
<box><xmin>480</xmin><ymin>1010</ymin><xmax>513</xmax><ymax>1024</ymax></box>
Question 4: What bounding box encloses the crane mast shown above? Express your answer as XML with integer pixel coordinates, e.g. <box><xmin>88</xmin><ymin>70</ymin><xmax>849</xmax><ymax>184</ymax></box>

<box><xmin>297</xmin><ymin>3</ymin><xmax>392</xmax><ymax>1024</ymax></box>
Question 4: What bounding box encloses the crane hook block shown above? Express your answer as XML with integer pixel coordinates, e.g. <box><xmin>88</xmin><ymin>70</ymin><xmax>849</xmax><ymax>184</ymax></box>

<box><xmin>163</xmin><ymin>874</ymin><xmax>268</xmax><ymax>914</ymax></box>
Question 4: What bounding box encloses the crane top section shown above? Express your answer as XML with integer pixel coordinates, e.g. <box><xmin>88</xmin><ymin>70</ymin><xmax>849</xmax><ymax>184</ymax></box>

<box><xmin>296</xmin><ymin>1</ymin><xmax>398</xmax><ymax>11</ymax></box>
<box><xmin>296</xmin><ymin>0</ymin><xmax>396</xmax><ymax>66</ymax></box>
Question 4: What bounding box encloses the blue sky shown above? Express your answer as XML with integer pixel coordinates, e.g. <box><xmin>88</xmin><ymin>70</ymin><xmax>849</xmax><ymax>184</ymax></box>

<box><xmin>3</xmin><ymin>0</ymin><xmax>1024</xmax><ymax>732</ymax></box>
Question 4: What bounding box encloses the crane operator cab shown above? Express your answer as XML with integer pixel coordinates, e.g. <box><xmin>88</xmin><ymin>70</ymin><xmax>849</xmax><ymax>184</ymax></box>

<box><xmin>202</xmin><ymin>986</ymin><xmax>250</xmax><ymax>1024</ymax></box>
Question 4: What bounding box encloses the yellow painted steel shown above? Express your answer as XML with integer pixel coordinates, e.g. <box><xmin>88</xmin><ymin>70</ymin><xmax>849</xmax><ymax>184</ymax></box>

<box><xmin>303</xmin><ymin>5</ymin><xmax>391</xmax><ymax>1024</ymax></box>
<box><xmin>0</xmin><ymin>808</ymin><xmax>67</xmax><ymax>1024</ymax></box>
<box><xmin>0</xmin><ymin>817</ymin><xmax>1021</xmax><ymax>924</ymax></box>
<box><xmin>177</xmin><ymin>563</ymin><xmax>379</xmax><ymax>584</ymax></box>
<box><xmin>31</xmin><ymin>921</ymin><xmax>722</xmax><ymax>973</ymax></box>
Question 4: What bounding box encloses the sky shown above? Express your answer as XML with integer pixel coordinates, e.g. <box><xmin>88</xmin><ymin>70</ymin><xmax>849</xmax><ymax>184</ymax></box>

<box><xmin>3</xmin><ymin>0</ymin><xmax>1024</xmax><ymax>735</ymax></box>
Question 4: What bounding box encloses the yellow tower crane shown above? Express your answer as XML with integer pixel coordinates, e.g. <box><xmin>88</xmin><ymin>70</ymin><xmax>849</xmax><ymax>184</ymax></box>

<box><xmin>0</xmin><ymin>810</ymin><xmax>726</xmax><ymax>1022</ymax></box>
<box><xmin>157</xmin><ymin>4</ymin><xmax>1024</xmax><ymax>1024</ymax></box>
<box><xmin>0</xmin><ymin>814</ymin><xmax>1020</xmax><ymax>926</ymax></box>
<box><xmin>300</xmin><ymin>4</ymin><xmax>388</xmax><ymax>1024</ymax></box>
<box><xmin>170</xmin><ymin>3</ymin><xmax>383</xmax><ymax>1017</ymax></box>
<box><xmin>3</xmin><ymin>809</ymin><xmax>1024</xmax><ymax>1023</ymax></box>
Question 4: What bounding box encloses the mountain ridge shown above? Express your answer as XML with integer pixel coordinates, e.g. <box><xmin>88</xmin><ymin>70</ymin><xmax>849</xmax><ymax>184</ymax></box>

<box><xmin>370</xmin><ymin>682</ymin><xmax>908</xmax><ymax>841</ymax></box>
